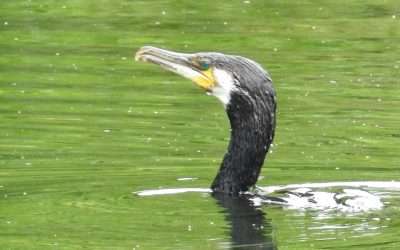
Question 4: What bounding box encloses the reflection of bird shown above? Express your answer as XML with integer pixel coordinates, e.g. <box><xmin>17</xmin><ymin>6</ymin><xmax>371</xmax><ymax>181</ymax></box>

<box><xmin>136</xmin><ymin>46</ymin><xmax>276</xmax><ymax>195</ymax></box>
<box><xmin>213</xmin><ymin>193</ymin><xmax>276</xmax><ymax>249</ymax></box>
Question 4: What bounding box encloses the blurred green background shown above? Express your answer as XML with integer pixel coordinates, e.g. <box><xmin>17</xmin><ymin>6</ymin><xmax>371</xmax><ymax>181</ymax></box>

<box><xmin>1</xmin><ymin>0</ymin><xmax>399</xmax><ymax>249</ymax></box>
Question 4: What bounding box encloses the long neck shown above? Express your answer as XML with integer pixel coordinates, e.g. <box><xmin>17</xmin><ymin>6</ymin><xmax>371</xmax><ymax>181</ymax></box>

<box><xmin>211</xmin><ymin>91</ymin><xmax>276</xmax><ymax>195</ymax></box>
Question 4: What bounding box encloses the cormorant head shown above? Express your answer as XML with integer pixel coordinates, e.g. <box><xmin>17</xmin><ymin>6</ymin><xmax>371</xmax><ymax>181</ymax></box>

<box><xmin>135</xmin><ymin>46</ymin><xmax>276</xmax><ymax>195</ymax></box>
<box><xmin>135</xmin><ymin>46</ymin><xmax>274</xmax><ymax>108</ymax></box>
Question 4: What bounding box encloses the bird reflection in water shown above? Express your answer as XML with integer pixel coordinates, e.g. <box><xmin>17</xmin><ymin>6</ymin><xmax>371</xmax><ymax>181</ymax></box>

<box><xmin>213</xmin><ymin>193</ymin><xmax>276</xmax><ymax>250</ymax></box>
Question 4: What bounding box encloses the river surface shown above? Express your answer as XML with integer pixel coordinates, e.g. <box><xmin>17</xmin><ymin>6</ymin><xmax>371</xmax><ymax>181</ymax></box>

<box><xmin>1</xmin><ymin>0</ymin><xmax>400</xmax><ymax>249</ymax></box>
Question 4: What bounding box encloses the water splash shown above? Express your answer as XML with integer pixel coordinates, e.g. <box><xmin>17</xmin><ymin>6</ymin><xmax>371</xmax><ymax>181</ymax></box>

<box><xmin>135</xmin><ymin>181</ymin><xmax>400</xmax><ymax>213</ymax></box>
<box><xmin>135</xmin><ymin>188</ymin><xmax>210</xmax><ymax>196</ymax></box>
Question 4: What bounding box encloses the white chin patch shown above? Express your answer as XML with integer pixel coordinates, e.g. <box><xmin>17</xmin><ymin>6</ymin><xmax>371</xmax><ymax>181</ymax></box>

<box><xmin>211</xmin><ymin>68</ymin><xmax>237</xmax><ymax>107</ymax></box>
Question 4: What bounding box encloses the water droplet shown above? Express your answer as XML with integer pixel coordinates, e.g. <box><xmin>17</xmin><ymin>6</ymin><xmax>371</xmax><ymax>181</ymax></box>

<box><xmin>4</xmin><ymin>21</ymin><xmax>8</xmax><ymax>25</ymax></box>
<box><xmin>161</xmin><ymin>10</ymin><xmax>166</xmax><ymax>15</ymax></box>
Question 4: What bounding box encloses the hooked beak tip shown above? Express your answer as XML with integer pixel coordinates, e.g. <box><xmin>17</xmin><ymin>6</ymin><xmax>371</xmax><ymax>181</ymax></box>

<box><xmin>134</xmin><ymin>48</ymin><xmax>145</xmax><ymax>62</ymax></box>
<box><xmin>134</xmin><ymin>46</ymin><xmax>154</xmax><ymax>62</ymax></box>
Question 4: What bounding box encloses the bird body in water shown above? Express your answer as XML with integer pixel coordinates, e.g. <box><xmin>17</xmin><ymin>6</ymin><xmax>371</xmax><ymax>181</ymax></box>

<box><xmin>135</xmin><ymin>46</ymin><xmax>276</xmax><ymax>195</ymax></box>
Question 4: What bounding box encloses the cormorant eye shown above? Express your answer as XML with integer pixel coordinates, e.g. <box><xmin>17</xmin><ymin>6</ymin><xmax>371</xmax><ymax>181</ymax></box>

<box><xmin>198</xmin><ymin>60</ymin><xmax>210</xmax><ymax>70</ymax></box>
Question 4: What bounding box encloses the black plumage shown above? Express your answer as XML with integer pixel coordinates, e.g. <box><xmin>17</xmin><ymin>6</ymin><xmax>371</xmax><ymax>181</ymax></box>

<box><xmin>210</xmin><ymin>56</ymin><xmax>276</xmax><ymax>194</ymax></box>
<box><xmin>136</xmin><ymin>46</ymin><xmax>276</xmax><ymax>195</ymax></box>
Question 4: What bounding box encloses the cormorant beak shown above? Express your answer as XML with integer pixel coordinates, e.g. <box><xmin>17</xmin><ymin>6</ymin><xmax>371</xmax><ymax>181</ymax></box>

<box><xmin>135</xmin><ymin>46</ymin><xmax>215</xmax><ymax>91</ymax></box>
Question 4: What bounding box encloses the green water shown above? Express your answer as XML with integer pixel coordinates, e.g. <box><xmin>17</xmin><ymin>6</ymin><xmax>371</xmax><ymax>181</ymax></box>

<box><xmin>1</xmin><ymin>0</ymin><xmax>400</xmax><ymax>249</ymax></box>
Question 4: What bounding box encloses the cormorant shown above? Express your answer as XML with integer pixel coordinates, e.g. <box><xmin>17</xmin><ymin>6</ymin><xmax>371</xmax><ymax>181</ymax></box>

<box><xmin>135</xmin><ymin>46</ymin><xmax>276</xmax><ymax>195</ymax></box>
